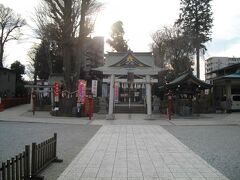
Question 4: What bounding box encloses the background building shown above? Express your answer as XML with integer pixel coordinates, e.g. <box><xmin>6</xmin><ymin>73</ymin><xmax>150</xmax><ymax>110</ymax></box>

<box><xmin>0</xmin><ymin>67</ymin><xmax>16</xmax><ymax>97</ymax></box>
<box><xmin>205</xmin><ymin>57</ymin><xmax>240</xmax><ymax>81</ymax></box>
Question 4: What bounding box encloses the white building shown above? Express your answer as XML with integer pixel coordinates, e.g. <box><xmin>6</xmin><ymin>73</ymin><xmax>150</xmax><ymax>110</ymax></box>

<box><xmin>205</xmin><ymin>57</ymin><xmax>240</xmax><ymax>80</ymax></box>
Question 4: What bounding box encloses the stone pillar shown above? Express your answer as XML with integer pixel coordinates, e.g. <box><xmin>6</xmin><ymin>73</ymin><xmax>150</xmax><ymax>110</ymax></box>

<box><xmin>226</xmin><ymin>80</ymin><xmax>231</xmax><ymax>99</ymax></box>
<box><xmin>106</xmin><ymin>74</ymin><xmax>115</xmax><ymax>120</ymax></box>
<box><xmin>51</xmin><ymin>87</ymin><xmax>54</xmax><ymax>109</ymax></box>
<box><xmin>145</xmin><ymin>75</ymin><xmax>152</xmax><ymax>119</ymax></box>
<box><xmin>225</xmin><ymin>80</ymin><xmax>232</xmax><ymax>112</ymax></box>
<box><xmin>30</xmin><ymin>87</ymin><xmax>33</xmax><ymax>107</ymax></box>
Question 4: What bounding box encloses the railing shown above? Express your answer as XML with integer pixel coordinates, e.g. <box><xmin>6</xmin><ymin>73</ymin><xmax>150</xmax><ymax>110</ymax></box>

<box><xmin>0</xmin><ymin>145</ymin><xmax>30</xmax><ymax>180</ymax></box>
<box><xmin>31</xmin><ymin>133</ymin><xmax>62</xmax><ymax>179</ymax></box>
<box><xmin>0</xmin><ymin>133</ymin><xmax>62</xmax><ymax>180</ymax></box>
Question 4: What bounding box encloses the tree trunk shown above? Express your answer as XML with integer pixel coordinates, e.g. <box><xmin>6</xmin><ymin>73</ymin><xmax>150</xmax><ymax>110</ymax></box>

<box><xmin>0</xmin><ymin>44</ymin><xmax>4</xmax><ymax>67</ymax></box>
<box><xmin>196</xmin><ymin>46</ymin><xmax>200</xmax><ymax>78</ymax></box>
<box><xmin>63</xmin><ymin>45</ymin><xmax>73</xmax><ymax>90</ymax></box>
<box><xmin>63</xmin><ymin>0</ymin><xmax>74</xmax><ymax>92</ymax></box>
<box><xmin>74</xmin><ymin>0</ymin><xmax>88</xmax><ymax>83</ymax></box>
<box><xmin>59</xmin><ymin>96</ymin><xmax>76</xmax><ymax>116</ymax></box>
<box><xmin>47</xmin><ymin>48</ymin><xmax>52</xmax><ymax>76</ymax></box>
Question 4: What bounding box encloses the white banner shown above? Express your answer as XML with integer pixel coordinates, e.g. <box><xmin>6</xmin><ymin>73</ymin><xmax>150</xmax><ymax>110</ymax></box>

<box><xmin>102</xmin><ymin>84</ymin><xmax>108</xmax><ymax>97</ymax></box>
<box><xmin>114</xmin><ymin>83</ymin><xmax>119</xmax><ymax>103</ymax></box>
<box><xmin>91</xmin><ymin>80</ymin><xmax>98</xmax><ymax>97</ymax></box>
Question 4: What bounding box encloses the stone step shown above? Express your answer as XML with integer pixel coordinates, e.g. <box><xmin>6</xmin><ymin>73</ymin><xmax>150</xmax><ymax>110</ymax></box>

<box><xmin>114</xmin><ymin>105</ymin><xmax>146</xmax><ymax>113</ymax></box>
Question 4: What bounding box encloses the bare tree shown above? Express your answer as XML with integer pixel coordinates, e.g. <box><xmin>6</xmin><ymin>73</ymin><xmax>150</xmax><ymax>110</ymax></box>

<box><xmin>26</xmin><ymin>44</ymin><xmax>39</xmax><ymax>83</ymax></box>
<box><xmin>152</xmin><ymin>26</ymin><xmax>194</xmax><ymax>81</ymax></box>
<box><xmin>34</xmin><ymin>0</ymin><xmax>102</xmax><ymax>92</ymax></box>
<box><xmin>0</xmin><ymin>4</ymin><xmax>26</xmax><ymax>67</ymax></box>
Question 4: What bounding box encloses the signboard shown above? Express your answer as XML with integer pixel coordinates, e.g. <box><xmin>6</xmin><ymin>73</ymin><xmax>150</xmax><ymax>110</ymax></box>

<box><xmin>54</xmin><ymin>82</ymin><xmax>60</xmax><ymax>102</ymax></box>
<box><xmin>43</xmin><ymin>81</ymin><xmax>49</xmax><ymax>97</ymax></box>
<box><xmin>91</xmin><ymin>80</ymin><xmax>98</xmax><ymax>97</ymax></box>
<box><xmin>54</xmin><ymin>82</ymin><xmax>60</xmax><ymax>96</ymax></box>
<box><xmin>78</xmin><ymin>80</ymin><xmax>87</xmax><ymax>103</ymax></box>
<box><xmin>114</xmin><ymin>83</ymin><xmax>119</xmax><ymax>103</ymax></box>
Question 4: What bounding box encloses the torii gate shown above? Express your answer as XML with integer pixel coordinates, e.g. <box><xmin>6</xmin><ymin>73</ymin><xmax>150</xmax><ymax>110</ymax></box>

<box><xmin>94</xmin><ymin>51</ymin><xmax>163</xmax><ymax>119</ymax></box>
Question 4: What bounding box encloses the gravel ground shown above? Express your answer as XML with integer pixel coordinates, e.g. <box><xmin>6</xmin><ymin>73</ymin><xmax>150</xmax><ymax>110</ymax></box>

<box><xmin>0</xmin><ymin>121</ymin><xmax>101</xmax><ymax>180</ymax></box>
<box><xmin>163</xmin><ymin>125</ymin><xmax>240</xmax><ymax>180</ymax></box>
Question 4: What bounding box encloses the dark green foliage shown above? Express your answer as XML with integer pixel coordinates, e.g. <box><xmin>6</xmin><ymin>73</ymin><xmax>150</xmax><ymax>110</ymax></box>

<box><xmin>107</xmin><ymin>21</ymin><xmax>129</xmax><ymax>52</ymax></box>
<box><xmin>35</xmin><ymin>41</ymin><xmax>50</xmax><ymax>80</ymax></box>
<box><xmin>176</xmin><ymin>0</ymin><xmax>213</xmax><ymax>78</ymax></box>
<box><xmin>10</xmin><ymin>61</ymin><xmax>25</xmax><ymax>82</ymax></box>
<box><xmin>10</xmin><ymin>61</ymin><xmax>27</xmax><ymax>96</ymax></box>
<box><xmin>34</xmin><ymin>40</ymin><xmax>63</xmax><ymax>80</ymax></box>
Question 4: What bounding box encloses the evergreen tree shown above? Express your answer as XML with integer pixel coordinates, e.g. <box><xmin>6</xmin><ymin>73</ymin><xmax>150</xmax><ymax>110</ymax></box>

<box><xmin>176</xmin><ymin>0</ymin><xmax>213</xmax><ymax>78</ymax></box>
<box><xmin>10</xmin><ymin>61</ymin><xmax>27</xmax><ymax>96</ymax></box>
<box><xmin>107</xmin><ymin>21</ymin><xmax>129</xmax><ymax>52</ymax></box>
<box><xmin>10</xmin><ymin>61</ymin><xmax>25</xmax><ymax>82</ymax></box>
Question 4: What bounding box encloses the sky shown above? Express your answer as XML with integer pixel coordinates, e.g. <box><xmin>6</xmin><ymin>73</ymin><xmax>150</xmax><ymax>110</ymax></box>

<box><xmin>0</xmin><ymin>0</ymin><xmax>240</xmax><ymax>80</ymax></box>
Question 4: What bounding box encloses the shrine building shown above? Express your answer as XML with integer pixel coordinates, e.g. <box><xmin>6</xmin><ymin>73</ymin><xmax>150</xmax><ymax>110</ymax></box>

<box><xmin>94</xmin><ymin>51</ymin><xmax>163</xmax><ymax>119</ymax></box>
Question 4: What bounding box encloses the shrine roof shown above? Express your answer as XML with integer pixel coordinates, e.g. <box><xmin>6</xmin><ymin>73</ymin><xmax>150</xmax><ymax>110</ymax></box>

<box><xmin>213</xmin><ymin>70</ymin><xmax>240</xmax><ymax>81</ymax></box>
<box><xmin>159</xmin><ymin>70</ymin><xmax>212</xmax><ymax>90</ymax></box>
<box><xmin>94</xmin><ymin>51</ymin><xmax>163</xmax><ymax>75</ymax></box>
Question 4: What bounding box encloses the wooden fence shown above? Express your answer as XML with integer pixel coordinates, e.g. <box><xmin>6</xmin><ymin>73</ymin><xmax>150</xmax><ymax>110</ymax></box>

<box><xmin>0</xmin><ymin>133</ymin><xmax>62</xmax><ymax>180</ymax></box>
<box><xmin>0</xmin><ymin>97</ymin><xmax>30</xmax><ymax>111</ymax></box>
<box><xmin>31</xmin><ymin>133</ymin><xmax>62</xmax><ymax>179</ymax></box>
<box><xmin>0</xmin><ymin>145</ymin><xmax>30</xmax><ymax>180</ymax></box>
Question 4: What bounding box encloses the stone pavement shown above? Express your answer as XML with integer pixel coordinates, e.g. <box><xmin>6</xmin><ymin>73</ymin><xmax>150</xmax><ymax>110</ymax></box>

<box><xmin>57</xmin><ymin>125</ymin><xmax>229</xmax><ymax>180</ymax></box>
<box><xmin>0</xmin><ymin>104</ymin><xmax>89</xmax><ymax>125</ymax></box>
<box><xmin>1</xmin><ymin>104</ymin><xmax>240</xmax><ymax>126</ymax></box>
<box><xmin>1</xmin><ymin>104</ymin><xmax>239</xmax><ymax>179</ymax></box>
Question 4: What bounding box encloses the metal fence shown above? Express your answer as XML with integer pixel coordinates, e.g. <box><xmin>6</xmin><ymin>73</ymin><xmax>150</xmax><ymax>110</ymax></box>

<box><xmin>0</xmin><ymin>133</ymin><xmax>62</xmax><ymax>180</ymax></box>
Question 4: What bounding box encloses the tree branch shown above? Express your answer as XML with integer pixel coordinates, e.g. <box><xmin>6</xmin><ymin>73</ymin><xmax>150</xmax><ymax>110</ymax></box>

<box><xmin>45</xmin><ymin>0</ymin><xmax>64</xmax><ymax>19</ymax></box>
<box><xmin>3</xmin><ymin>18</ymin><xmax>25</xmax><ymax>44</ymax></box>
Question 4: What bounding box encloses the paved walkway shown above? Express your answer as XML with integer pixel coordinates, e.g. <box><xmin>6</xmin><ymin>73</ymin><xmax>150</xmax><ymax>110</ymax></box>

<box><xmin>57</xmin><ymin>125</ymin><xmax>229</xmax><ymax>180</ymax></box>
<box><xmin>0</xmin><ymin>104</ymin><xmax>89</xmax><ymax>125</ymax></box>
<box><xmin>1</xmin><ymin>104</ymin><xmax>240</xmax><ymax>126</ymax></box>
<box><xmin>1</xmin><ymin>104</ymin><xmax>239</xmax><ymax>179</ymax></box>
